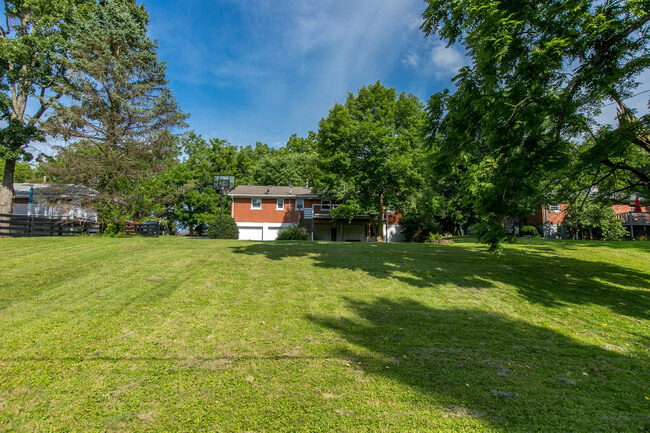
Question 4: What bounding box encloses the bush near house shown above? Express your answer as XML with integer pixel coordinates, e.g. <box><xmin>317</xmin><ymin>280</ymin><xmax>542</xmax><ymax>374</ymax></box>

<box><xmin>276</xmin><ymin>225</ymin><xmax>309</xmax><ymax>240</ymax></box>
<box><xmin>564</xmin><ymin>201</ymin><xmax>628</xmax><ymax>241</ymax></box>
<box><xmin>400</xmin><ymin>212</ymin><xmax>443</xmax><ymax>242</ymax></box>
<box><xmin>207</xmin><ymin>214</ymin><xmax>239</xmax><ymax>239</ymax></box>
<box><xmin>520</xmin><ymin>226</ymin><xmax>541</xmax><ymax>238</ymax></box>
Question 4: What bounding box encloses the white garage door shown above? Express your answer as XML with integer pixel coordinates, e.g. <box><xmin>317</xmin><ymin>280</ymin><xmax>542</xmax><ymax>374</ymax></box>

<box><xmin>239</xmin><ymin>226</ymin><xmax>263</xmax><ymax>241</ymax></box>
<box><xmin>266</xmin><ymin>227</ymin><xmax>281</xmax><ymax>241</ymax></box>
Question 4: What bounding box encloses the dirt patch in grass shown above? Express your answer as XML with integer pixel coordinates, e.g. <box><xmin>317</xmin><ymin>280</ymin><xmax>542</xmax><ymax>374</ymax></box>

<box><xmin>442</xmin><ymin>406</ymin><xmax>487</xmax><ymax>418</ymax></box>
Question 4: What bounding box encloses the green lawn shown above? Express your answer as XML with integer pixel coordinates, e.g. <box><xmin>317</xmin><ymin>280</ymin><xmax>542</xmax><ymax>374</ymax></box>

<box><xmin>0</xmin><ymin>237</ymin><xmax>648</xmax><ymax>432</ymax></box>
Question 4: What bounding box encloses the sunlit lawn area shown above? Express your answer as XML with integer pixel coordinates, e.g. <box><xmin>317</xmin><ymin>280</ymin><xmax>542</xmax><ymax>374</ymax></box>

<box><xmin>0</xmin><ymin>237</ymin><xmax>648</xmax><ymax>432</ymax></box>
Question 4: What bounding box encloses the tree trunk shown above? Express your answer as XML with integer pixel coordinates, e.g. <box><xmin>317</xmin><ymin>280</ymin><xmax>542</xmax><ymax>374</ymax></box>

<box><xmin>373</xmin><ymin>217</ymin><xmax>383</xmax><ymax>243</ymax></box>
<box><xmin>0</xmin><ymin>159</ymin><xmax>16</xmax><ymax>215</ymax></box>
<box><xmin>376</xmin><ymin>194</ymin><xmax>384</xmax><ymax>242</ymax></box>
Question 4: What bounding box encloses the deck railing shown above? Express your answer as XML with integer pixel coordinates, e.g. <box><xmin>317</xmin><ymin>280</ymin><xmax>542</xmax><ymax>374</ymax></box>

<box><xmin>312</xmin><ymin>203</ymin><xmax>339</xmax><ymax>217</ymax></box>
<box><xmin>12</xmin><ymin>203</ymin><xmax>97</xmax><ymax>221</ymax></box>
<box><xmin>616</xmin><ymin>212</ymin><xmax>650</xmax><ymax>225</ymax></box>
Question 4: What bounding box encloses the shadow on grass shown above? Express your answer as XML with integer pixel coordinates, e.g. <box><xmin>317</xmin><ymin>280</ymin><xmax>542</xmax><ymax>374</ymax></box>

<box><xmin>308</xmin><ymin>297</ymin><xmax>650</xmax><ymax>432</ymax></box>
<box><xmin>229</xmin><ymin>241</ymin><xmax>650</xmax><ymax>319</ymax></box>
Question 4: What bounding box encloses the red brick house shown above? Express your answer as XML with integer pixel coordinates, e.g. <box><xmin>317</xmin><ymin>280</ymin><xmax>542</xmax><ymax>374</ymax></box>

<box><xmin>524</xmin><ymin>197</ymin><xmax>649</xmax><ymax>239</ymax></box>
<box><xmin>228</xmin><ymin>185</ymin><xmax>403</xmax><ymax>242</ymax></box>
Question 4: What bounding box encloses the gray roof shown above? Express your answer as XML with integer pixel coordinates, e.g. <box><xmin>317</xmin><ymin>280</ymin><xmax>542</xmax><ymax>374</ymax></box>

<box><xmin>228</xmin><ymin>185</ymin><xmax>319</xmax><ymax>198</ymax></box>
<box><xmin>14</xmin><ymin>183</ymin><xmax>97</xmax><ymax>200</ymax></box>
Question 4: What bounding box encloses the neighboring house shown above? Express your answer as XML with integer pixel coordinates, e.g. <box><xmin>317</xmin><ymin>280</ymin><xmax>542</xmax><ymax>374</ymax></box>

<box><xmin>12</xmin><ymin>183</ymin><xmax>98</xmax><ymax>221</ymax></box>
<box><xmin>228</xmin><ymin>185</ymin><xmax>403</xmax><ymax>242</ymax></box>
<box><xmin>524</xmin><ymin>197</ymin><xmax>649</xmax><ymax>239</ymax></box>
<box><xmin>524</xmin><ymin>203</ymin><xmax>571</xmax><ymax>238</ymax></box>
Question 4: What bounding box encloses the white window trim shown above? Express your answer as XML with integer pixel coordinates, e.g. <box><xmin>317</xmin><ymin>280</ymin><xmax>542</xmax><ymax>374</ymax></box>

<box><xmin>321</xmin><ymin>200</ymin><xmax>331</xmax><ymax>211</ymax></box>
<box><xmin>251</xmin><ymin>198</ymin><xmax>262</xmax><ymax>210</ymax></box>
<box><xmin>296</xmin><ymin>199</ymin><xmax>304</xmax><ymax>210</ymax></box>
<box><xmin>549</xmin><ymin>204</ymin><xmax>561</xmax><ymax>213</ymax></box>
<box><xmin>276</xmin><ymin>198</ymin><xmax>285</xmax><ymax>210</ymax></box>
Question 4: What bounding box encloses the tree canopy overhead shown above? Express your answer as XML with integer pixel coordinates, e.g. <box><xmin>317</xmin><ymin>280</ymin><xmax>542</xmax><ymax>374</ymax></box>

<box><xmin>422</xmin><ymin>0</ymin><xmax>650</xmax><ymax>249</ymax></box>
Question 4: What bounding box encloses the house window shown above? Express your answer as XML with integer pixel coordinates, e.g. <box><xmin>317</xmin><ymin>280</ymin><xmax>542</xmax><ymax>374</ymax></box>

<box><xmin>251</xmin><ymin>198</ymin><xmax>262</xmax><ymax>210</ymax></box>
<box><xmin>549</xmin><ymin>204</ymin><xmax>561</xmax><ymax>213</ymax></box>
<box><xmin>276</xmin><ymin>199</ymin><xmax>284</xmax><ymax>210</ymax></box>
<box><xmin>296</xmin><ymin>199</ymin><xmax>304</xmax><ymax>210</ymax></box>
<box><xmin>321</xmin><ymin>200</ymin><xmax>331</xmax><ymax>211</ymax></box>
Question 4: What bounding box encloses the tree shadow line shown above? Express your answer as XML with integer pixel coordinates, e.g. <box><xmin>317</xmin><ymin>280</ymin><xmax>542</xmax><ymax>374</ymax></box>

<box><xmin>229</xmin><ymin>241</ymin><xmax>650</xmax><ymax>320</ymax></box>
<box><xmin>308</xmin><ymin>297</ymin><xmax>650</xmax><ymax>432</ymax></box>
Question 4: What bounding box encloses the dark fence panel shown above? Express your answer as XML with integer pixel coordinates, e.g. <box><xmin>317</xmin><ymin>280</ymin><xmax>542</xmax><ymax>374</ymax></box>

<box><xmin>125</xmin><ymin>222</ymin><xmax>160</xmax><ymax>237</ymax></box>
<box><xmin>0</xmin><ymin>214</ymin><xmax>99</xmax><ymax>237</ymax></box>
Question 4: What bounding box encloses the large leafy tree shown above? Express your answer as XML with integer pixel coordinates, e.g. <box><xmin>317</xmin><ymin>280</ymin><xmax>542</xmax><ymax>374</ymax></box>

<box><xmin>422</xmin><ymin>0</ymin><xmax>650</xmax><ymax>249</ymax></box>
<box><xmin>250</xmin><ymin>133</ymin><xmax>320</xmax><ymax>187</ymax></box>
<box><xmin>43</xmin><ymin>0</ymin><xmax>187</xmax><ymax>229</ymax></box>
<box><xmin>169</xmin><ymin>133</ymin><xmax>239</xmax><ymax>236</ymax></box>
<box><xmin>235</xmin><ymin>142</ymin><xmax>276</xmax><ymax>185</ymax></box>
<box><xmin>249</xmin><ymin>152</ymin><xmax>318</xmax><ymax>187</ymax></box>
<box><xmin>316</xmin><ymin>81</ymin><xmax>426</xmax><ymax>241</ymax></box>
<box><xmin>284</xmin><ymin>131</ymin><xmax>317</xmax><ymax>154</ymax></box>
<box><xmin>0</xmin><ymin>0</ymin><xmax>92</xmax><ymax>214</ymax></box>
<box><xmin>564</xmin><ymin>199</ymin><xmax>628</xmax><ymax>240</ymax></box>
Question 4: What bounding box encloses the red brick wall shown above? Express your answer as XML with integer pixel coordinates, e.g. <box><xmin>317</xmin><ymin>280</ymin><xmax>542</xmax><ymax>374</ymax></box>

<box><xmin>611</xmin><ymin>204</ymin><xmax>649</xmax><ymax>214</ymax></box>
<box><xmin>525</xmin><ymin>203</ymin><xmax>648</xmax><ymax>227</ymax></box>
<box><xmin>525</xmin><ymin>204</ymin><xmax>569</xmax><ymax>226</ymax></box>
<box><xmin>386</xmin><ymin>212</ymin><xmax>402</xmax><ymax>225</ymax></box>
<box><xmin>232</xmin><ymin>197</ymin><xmax>294</xmax><ymax>223</ymax></box>
<box><xmin>232</xmin><ymin>197</ymin><xmax>327</xmax><ymax>223</ymax></box>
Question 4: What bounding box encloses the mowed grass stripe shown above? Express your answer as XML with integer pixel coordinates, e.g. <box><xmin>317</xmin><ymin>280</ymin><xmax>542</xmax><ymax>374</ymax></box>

<box><xmin>0</xmin><ymin>237</ymin><xmax>648</xmax><ymax>432</ymax></box>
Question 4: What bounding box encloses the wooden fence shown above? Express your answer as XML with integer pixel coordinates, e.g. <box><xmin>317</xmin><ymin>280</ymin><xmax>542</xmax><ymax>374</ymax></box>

<box><xmin>0</xmin><ymin>214</ymin><xmax>99</xmax><ymax>237</ymax></box>
<box><xmin>125</xmin><ymin>222</ymin><xmax>161</xmax><ymax>237</ymax></box>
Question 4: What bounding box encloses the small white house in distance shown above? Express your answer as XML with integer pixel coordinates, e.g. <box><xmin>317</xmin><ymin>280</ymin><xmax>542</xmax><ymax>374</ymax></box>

<box><xmin>12</xmin><ymin>183</ymin><xmax>98</xmax><ymax>221</ymax></box>
<box><xmin>228</xmin><ymin>185</ymin><xmax>404</xmax><ymax>242</ymax></box>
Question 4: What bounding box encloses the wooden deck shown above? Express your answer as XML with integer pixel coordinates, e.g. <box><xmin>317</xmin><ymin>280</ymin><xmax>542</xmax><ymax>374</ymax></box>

<box><xmin>616</xmin><ymin>212</ymin><xmax>650</xmax><ymax>226</ymax></box>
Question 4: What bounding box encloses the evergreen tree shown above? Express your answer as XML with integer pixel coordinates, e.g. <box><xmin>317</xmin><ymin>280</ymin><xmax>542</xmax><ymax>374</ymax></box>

<box><xmin>44</xmin><ymin>0</ymin><xmax>187</xmax><ymax>229</ymax></box>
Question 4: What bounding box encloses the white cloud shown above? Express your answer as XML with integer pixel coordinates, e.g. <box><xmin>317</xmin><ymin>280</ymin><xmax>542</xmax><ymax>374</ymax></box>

<box><xmin>401</xmin><ymin>40</ymin><xmax>468</xmax><ymax>80</ymax></box>
<box><xmin>148</xmin><ymin>0</ymin><xmax>439</xmax><ymax>147</ymax></box>
<box><xmin>429</xmin><ymin>43</ymin><xmax>466</xmax><ymax>77</ymax></box>
<box><xmin>403</xmin><ymin>51</ymin><xmax>420</xmax><ymax>68</ymax></box>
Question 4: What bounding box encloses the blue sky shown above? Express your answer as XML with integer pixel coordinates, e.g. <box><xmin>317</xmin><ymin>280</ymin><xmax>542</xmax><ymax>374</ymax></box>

<box><xmin>144</xmin><ymin>0</ymin><xmax>467</xmax><ymax>149</ymax></box>
<box><xmin>24</xmin><ymin>0</ymin><xmax>647</xmax><ymax>157</ymax></box>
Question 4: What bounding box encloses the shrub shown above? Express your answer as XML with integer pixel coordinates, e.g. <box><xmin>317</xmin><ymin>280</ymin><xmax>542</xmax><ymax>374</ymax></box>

<box><xmin>564</xmin><ymin>200</ymin><xmax>627</xmax><ymax>241</ymax></box>
<box><xmin>207</xmin><ymin>214</ymin><xmax>239</xmax><ymax>239</ymax></box>
<box><xmin>426</xmin><ymin>232</ymin><xmax>453</xmax><ymax>244</ymax></box>
<box><xmin>520</xmin><ymin>226</ymin><xmax>540</xmax><ymax>238</ymax></box>
<box><xmin>276</xmin><ymin>225</ymin><xmax>310</xmax><ymax>241</ymax></box>
<box><xmin>400</xmin><ymin>213</ymin><xmax>443</xmax><ymax>243</ymax></box>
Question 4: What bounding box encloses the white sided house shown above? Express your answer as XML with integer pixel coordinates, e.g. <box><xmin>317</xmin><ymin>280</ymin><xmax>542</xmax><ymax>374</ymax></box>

<box><xmin>228</xmin><ymin>185</ymin><xmax>404</xmax><ymax>242</ymax></box>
